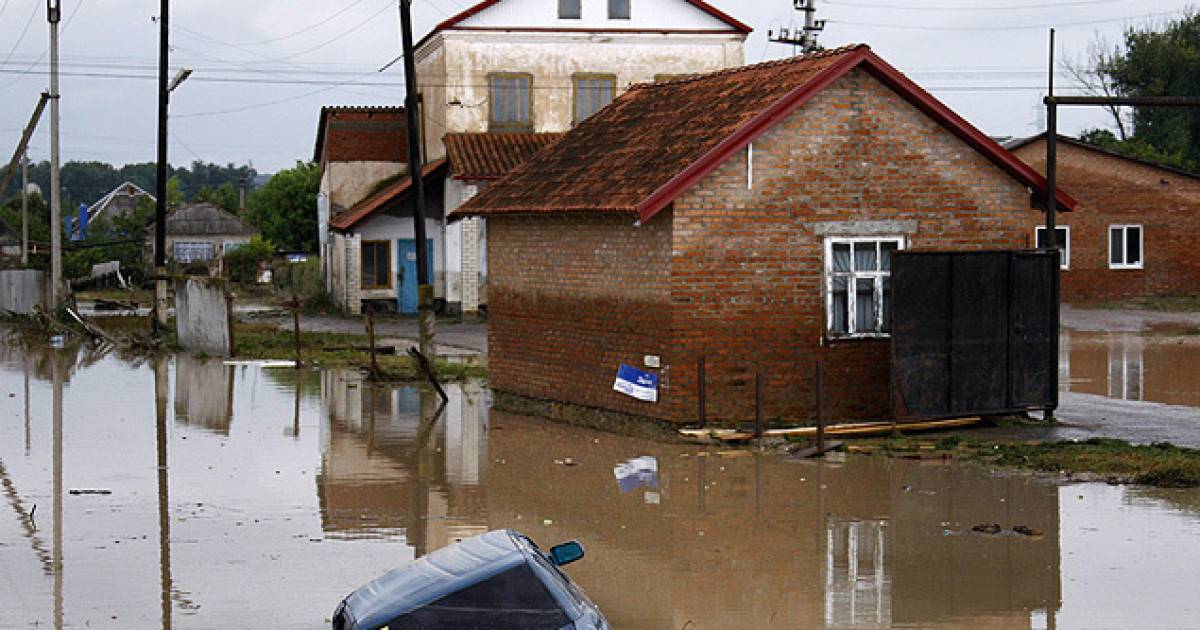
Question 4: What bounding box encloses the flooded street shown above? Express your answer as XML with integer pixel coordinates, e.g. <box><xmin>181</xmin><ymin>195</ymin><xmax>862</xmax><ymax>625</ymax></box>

<box><xmin>2</xmin><ymin>346</ymin><xmax>1200</xmax><ymax>628</ymax></box>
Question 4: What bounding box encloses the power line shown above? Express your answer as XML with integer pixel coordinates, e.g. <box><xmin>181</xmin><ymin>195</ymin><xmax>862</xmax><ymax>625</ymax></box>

<box><xmin>0</xmin><ymin>0</ymin><xmax>88</xmax><ymax>94</ymax></box>
<box><xmin>831</xmin><ymin>8</ymin><xmax>1185</xmax><ymax>31</ymax></box>
<box><xmin>0</xmin><ymin>1</ymin><xmax>39</xmax><ymax>73</ymax></box>
<box><xmin>219</xmin><ymin>0</ymin><xmax>375</xmax><ymax>46</ymax></box>
<box><xmin>826</xmin><ymin>0</ymin><xmax>1135</xmax><ymax>11</ymax></box>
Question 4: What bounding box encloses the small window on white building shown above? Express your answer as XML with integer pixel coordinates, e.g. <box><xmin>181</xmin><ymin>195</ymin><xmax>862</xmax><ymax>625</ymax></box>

<box><xmin>1035</xmin><ymin>226</ymin><xmax>1070</xmax><ymax>270</ymax></box>
<box><xmin>488</xmin><ymin>73</ymin><xmax>533</xmax><ymax>132</ymax></box>
<box><xmin>558</xmin><ymin>0</ymin><xmax>581</xmax><ymax>19</ymax></box>
<box><xmin>573</xmin><ymin>74</ymin><xmax>616</xmax><ymax>124</ymax></box>
<box><xmin>609</xmin><ymin>0</ymin><xmax>630</xmax><ymax>19</ymax></box>
<box><xmin>826</xmin><ymin>237</ymin><xmax>903</xmax><ymax>337</ymax></box>
<box><xmin>1109</xmin><ymin>225</ymin><xmax>1143</xmax><ymax>269</ymax></box>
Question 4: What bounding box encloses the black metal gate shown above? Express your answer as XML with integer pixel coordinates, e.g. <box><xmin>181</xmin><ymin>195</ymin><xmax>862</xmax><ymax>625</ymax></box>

<box><xmin>891</xmin><ymin>250</ymin><xmax>1056</xmax><ymax>419</ymax></box>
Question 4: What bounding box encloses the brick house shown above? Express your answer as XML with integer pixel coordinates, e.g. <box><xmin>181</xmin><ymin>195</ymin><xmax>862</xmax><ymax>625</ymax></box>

<box><xmin>1009</xmin><ymin>133</ymin><xmax>1200</xmax><ymax>302</ymax></box>
<box><xmin>454</xmin><ymin>45</ymin><xmax>1073</xmax><ymax>425</ymax></box>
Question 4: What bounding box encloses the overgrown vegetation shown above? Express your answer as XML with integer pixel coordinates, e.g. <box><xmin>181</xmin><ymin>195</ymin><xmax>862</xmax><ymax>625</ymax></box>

<box><xmin>866</xmin><ymin>435</ymin><xmax>1200</xmax><ymax>488</ymax></box>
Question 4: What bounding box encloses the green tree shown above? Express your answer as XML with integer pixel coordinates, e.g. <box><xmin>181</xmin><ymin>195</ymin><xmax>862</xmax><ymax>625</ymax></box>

<box><xmin>244</xmin><ymin>161</ymin><xmax>319</xmax><ymax>252</ymax></box>
<box><xmin>195</xmin><ymin>182</ymin><xmax>242</xmax><ymax>213</ymax></box>
<box><xmin>1079</xmin><ymin>11</ymin><xmax>1200</xmax><ymax>171</ymax></box>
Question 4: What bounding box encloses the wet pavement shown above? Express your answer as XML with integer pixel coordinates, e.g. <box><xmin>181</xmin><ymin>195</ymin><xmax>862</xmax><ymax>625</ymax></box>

<box><xmin>2</xmin><ymin>345</ymin><xmax>1199</xmax><ymax>628</ymax></box>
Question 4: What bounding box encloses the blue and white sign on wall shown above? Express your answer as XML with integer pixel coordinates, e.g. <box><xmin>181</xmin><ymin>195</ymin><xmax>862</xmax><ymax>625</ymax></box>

<box><xmin>613</xmin><ymin>364</ymin><xmax>659</xmax><ymax>403</ymax></box>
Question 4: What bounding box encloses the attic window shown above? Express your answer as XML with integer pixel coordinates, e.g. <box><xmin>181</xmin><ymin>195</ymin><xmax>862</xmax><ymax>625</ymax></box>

<box><xmin>558</xmin><ymin>0</ymin><xmax>581</xmax><ymax>19</ymax></box>
<box><xmin>609</xmin><ymin>0</ymin><xmax>630</xmax><ymax>19</ymax></box>
<box><xmin>488</xmin><ymin>73</ymin><xmax>533</xmax><ymax>132</ymax></box>
<box><xmin>573</xmin><ymin>74</ymin><xmax>616</xmax><ymax>124</ymax></box>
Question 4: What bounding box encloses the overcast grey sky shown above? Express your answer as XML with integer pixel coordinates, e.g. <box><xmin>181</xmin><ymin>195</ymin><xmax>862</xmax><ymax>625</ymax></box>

<box><xmin>0</xmin><ymin>0</ymin><xmax>1193</xmax><ymax>174</ymax></box>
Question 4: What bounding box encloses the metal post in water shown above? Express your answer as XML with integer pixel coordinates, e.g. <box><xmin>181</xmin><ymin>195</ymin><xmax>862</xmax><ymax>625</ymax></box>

<box><xmin>754</xmin><ymin>372</ymin><xmax>764</xmax><ymax>439</ymax></box>
<box><xmin>816</xmin><ymin>360</ymin><xmax>826</xmax><ymax>456</ymax></box>
<box><xmin>224</xmin><ymin>292</ymin><xmax>236</xmax><ymax>357</ymax></box>
<box><xmin>366</xmin><ymin>304</ymin><xmax>378</xmax><ymax>379</ymax></box>
<box><xmin>291</xmin><ymin>294</ymin><xmax>301</xmax><ymax>368</ymax></box>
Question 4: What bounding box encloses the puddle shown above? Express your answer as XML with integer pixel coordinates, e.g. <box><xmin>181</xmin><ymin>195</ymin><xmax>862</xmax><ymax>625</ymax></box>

<box><xmin>1</xmin><ymin>345</ymin><xmax>1198</xmax><ymax>628</ymax></box>
<box><xmin>1061</xmin><ymin>330</ymin><xmax>1200</xmax><ymax>407</ymax></box>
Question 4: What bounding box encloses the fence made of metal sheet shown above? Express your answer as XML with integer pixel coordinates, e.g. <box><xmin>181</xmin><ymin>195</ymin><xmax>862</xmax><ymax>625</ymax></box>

<box><xmin>891</xmin><ymin>250</ymin><xmax>1056</xmax><ymax>419</ymax></box>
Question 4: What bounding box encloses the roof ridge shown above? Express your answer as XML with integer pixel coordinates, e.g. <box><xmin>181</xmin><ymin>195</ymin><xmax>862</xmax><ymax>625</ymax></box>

<box><xmin>628</xmin><ymin>44</ymin><xmax>869</xmax><ymax>92</ymax></box>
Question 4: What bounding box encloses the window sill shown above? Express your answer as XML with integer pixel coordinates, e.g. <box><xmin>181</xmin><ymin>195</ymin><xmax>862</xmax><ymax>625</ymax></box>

<box><xmin>1108</xmin><ymin>264</ymin><xmax>1144</xmax><ymax>270</ymax></box>
<box><xmin>825</xmin><ymin>333</ymin><xmax>891</xmax><ymax>343</ymax></box>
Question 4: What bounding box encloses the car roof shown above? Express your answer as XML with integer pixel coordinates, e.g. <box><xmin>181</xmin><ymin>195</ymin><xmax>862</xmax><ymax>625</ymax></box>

<box><xmin>340</xmin><ymin>529</ymin><xmax>529</xmax><ymax>629</ymax></box>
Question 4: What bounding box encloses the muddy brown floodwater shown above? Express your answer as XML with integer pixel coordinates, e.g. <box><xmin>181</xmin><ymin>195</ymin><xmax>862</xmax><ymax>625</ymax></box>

<box><xmin>1</xmin><ymin>344</ymin><xmax>1199</xmax><ymax>629</ymax></box>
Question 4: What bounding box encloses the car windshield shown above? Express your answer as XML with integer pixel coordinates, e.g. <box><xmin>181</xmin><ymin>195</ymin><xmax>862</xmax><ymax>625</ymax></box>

<box><xmin>385</xmin><ymin>563</ymin><xmax>570</xmax><ymax>630</ymax></box>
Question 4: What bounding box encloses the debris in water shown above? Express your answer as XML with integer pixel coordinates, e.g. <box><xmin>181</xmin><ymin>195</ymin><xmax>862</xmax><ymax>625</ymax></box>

<box><xmin>69</xmin><ymin>489</ymin><xmax>113</xmax><ymax>495</ymax></box>
<box><xmin>1013</xmin><ymin>525</ymin><xmax>1043</xmax><ymax>537</ymax></box>
<box><xmin>554</xmin><ymin>457</ymin><xmax>578</xmax><ymax>466</ymax></box>
<box><xmin>971</xmin><ymin>523</ymin><xmax>1002</xmax><ymax>535</ymax></box>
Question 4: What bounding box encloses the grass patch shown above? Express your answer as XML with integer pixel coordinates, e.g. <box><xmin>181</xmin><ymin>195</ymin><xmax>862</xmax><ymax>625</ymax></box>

<box><xmin>1095</xmin><ymin>295</ymin><xmax>1200</xmax><ymax>312</ymax></box>
<box><xmin>862</xmin><ymin>435</ymin><xmax>1200</xmax><ymax>488</ymax></box>
<box><xmin>981</xmin><ymin>439</ymin><xmax>1200</xmax><ymax>488</ymax></box>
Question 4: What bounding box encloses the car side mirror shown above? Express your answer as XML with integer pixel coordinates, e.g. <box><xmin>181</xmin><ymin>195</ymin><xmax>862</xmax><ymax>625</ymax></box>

<box><xmin>549</xmin><ymin>540</ymin><xmax>585</xmax><ymax>566</ymax></box>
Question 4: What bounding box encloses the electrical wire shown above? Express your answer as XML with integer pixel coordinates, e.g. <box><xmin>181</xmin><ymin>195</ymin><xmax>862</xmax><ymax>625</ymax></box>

<box><xmin>831</xmin><ymin>9</ymin><xmax>1185</xmax><ymax>31</ymax></box>
<box><xmin>826</xmin><ymin>0</ymin><xmax>1136</xmax><ymax>11</ymax></box>
<box><xmin>213</xmin><ymin>0</ymin><xmax>375</xmax><ymax>46</ymax></box>
<box><xmin>0</xmin><ymin>1</ymin><xmax>40</xmax><ymax>73</ymax></box>
<box><xmin>0</xmin><ymin>0</ymin><xmax>88</xmax><ymax>93</ymax></box>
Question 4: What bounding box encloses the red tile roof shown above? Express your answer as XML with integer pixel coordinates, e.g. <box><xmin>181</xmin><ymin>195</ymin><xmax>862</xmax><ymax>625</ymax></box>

<box><xmin>313</xmin><ymin>106</ymin><xmax>408</xmax><ymax>164</ymax></box>
<box><xmin>329</xmin><ymin>159</ymin><xmax>448</xmax><ymax>231</ymax></box>
<box><xmin>428</xmin><ymin>0</ymin><xmax>751</xmax><ymax>40</ymax></box>
<box><xmin>444</xmin><ymin>133</ymin><xmax>563</xmax><ymax>181</ymax></box>
<box><xmin>454</xmin><ymin>45</ymin><xmax>1075</xmax><ymax>222</ymax></box>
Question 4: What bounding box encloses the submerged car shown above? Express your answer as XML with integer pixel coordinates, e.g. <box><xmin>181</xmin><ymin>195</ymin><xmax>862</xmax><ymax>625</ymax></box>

<box><xmin>332</xmin><ymin>529</ymin><xmax>610</xmax><ymax>630</ymax></box>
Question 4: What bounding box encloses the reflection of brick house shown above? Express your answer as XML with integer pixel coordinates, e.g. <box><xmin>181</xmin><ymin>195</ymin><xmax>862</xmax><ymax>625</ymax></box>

<box><xmin>456</xmin><ymin>45</ymin><xmax>1072</xmax><ymax>425</ymax></box>
<box><xmin>1009</xmin><ymin>133</ymin><xmax>1200</xmax><ymax>302</ymax></box>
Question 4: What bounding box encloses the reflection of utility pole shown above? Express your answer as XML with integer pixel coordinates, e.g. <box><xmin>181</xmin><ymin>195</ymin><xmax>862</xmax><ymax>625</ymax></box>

<box><xmin>51</xmin><ymin>351</ymin><xmax>63</xmax><ymax>629</ymax></box>
<box><xmin>398</xmin><ymin>0</ymin><xmax>436</xmax><ymax>361</ymax></box>
<box><xmin>47</xmin><ymin>1</ymin><xmax>63</xmax><ymax>309</ymax></box>
<box><xmin>24</xmin><ymin>365</ymin><xmax>31</xmax><ymax>455</ymax></box>
<box><xmin>154</xmin><ymin>358</ymin><xmax>174</xmax><ymax>630</ymax></box>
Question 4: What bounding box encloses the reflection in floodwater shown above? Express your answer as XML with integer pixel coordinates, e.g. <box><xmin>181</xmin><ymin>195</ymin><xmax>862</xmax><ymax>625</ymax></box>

<box><xmin>1062</xmin><ymin>330</ymin><xmax>1200</xmax><ymax>407</ymax></box>
<box><xmin>0</xmin><ymin>346</ymin><xmax>1198</xmax><ymax>627</ymax></box>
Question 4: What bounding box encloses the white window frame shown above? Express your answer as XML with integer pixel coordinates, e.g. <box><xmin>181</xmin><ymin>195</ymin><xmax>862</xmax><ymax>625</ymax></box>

<box><xmin>1035</xmin><ymin>225</ymin><xmax>1070</xmax><ymax>270</ymax></box>
<box><xmin>1108</xmin><ymin>224</ymin><xmax>1144</xmax><ymax>270</ymax></box>
<box><xmin>824</xmin><ymin>236</ymin><xmax>905</xmax><ymax>339</ymax></box>
<box><xmin>174</xmin><ymin>241</ymin><xmax>214</xmax><ymax>263</ymax></box>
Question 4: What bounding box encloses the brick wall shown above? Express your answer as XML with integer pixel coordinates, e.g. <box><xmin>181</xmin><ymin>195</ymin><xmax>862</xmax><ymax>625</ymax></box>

<box><xmin>487</xmin><ymin>213</ymin><xmax>675</xmax><ymax>420</ymax></box>
<box><xmin>665</xmin><ymin>68</ymin><xmax>1031</xmax><ymax>424</ymax></box>
<box><xmin>487</xmin><ymin>69</ymin><xmax>1032</xmax><ymax>425</ymax></box>
<box><xmin>1012</xmin><ymin>140</ymin><xmax>1200</xmax><ymax>302</ymax></box>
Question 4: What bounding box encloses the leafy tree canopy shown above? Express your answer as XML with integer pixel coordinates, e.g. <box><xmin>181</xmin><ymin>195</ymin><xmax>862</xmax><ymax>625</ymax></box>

<box><xmin>243</xmin><ymin>161</ymin><xmax>319</xmax><ymax>253</ymax></box>
<box><xmin>1080</xmin><ymin>11</ymin><xmax>1200</xmax><ymax>171</ymax></box>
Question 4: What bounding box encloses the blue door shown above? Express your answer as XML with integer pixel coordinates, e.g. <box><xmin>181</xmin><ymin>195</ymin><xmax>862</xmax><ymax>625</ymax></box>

<box><xmin>397</xmin><ymin>239</ymin><xmax>434</xmax><ymax>314</ymax></box>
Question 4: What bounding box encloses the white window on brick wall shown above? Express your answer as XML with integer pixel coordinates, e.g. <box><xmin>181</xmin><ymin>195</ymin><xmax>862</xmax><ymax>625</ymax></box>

<box><xmin>1035</xmin><ymin>225</ymin><xmax>1070</xmax><ymax>270</ymax></box>
<box><xmin>1109</xmin><ymin>224</ymin><xmax>1143</xmax><ymax>269</ymax></box>
<box><xmin>825</xmin><ymin>237</ymin><xmax>903</xmax><ymax>338</ymax></box>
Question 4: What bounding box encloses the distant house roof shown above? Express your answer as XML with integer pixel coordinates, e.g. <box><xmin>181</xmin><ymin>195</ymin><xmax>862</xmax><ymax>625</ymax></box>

<box><xmin>455</xmin><ymin>45</ymin><xmax>1076</xmax><ymax>222</ymax></box>
<box><xmin>1006</xmin><ymin>132</ymin><xmax>1200</xmax><ymax>181</ymax></box>
<box><xmin>87</xmin><ymin>181</ymin><xmax>154</xmax><ymax>223</ymax></box>
<box><xmin>155</xmin><ymin>203</ymin><xmax>259</xmax><ymax>238</ymax></box>
<box><xmin>329</xmin><ymin>159</ymin><xmax>449</xmax><ymax>232</ymax></box>
<box><xmin>444</xmin><ymin>132</ymin><xmax>563</xmax><ymax>181</ymax></box>
<box><xmin>313</xmin><ymin>106</ymin><xmax>408</xmax><ymax>164</ymax></box>
<box><xmin>418</xmin><ymin>0</ymin><xmax>751</xmax><ymax>49</ymax></box>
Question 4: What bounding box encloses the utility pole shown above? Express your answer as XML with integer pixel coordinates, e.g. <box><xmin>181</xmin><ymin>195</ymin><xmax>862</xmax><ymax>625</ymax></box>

<box><xmin>154</xmin><ymin>0</ymin><xmax>170</xmax><ymax>330</ymax></box>
<box><xmin>21</xmin><ymin>152</ymin><xmax>29</xmax><ymax>265</ymax></box>
<box><xmin>1044</xmin><ymin>29</ymin><xmax>1059</xmax><ymax>423</ymax></box>
<box><xmin>768</xmin><ymin>0</ymin><xmax>826</xmax><ymax>53</ymax></box>
<box><xmin>47</xmin><ymin>0</ymin><xmax>62</xmax><ymax>309</ymax></box>
<box><xmin>238</xmin><ymin>175</ymin><xmax>247</xmax><ymax>212</ymax></box>
<box><xmin>398</xmin><ymin>0</ymin><xmax>436</xmax><ymax>361</ymax></box>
